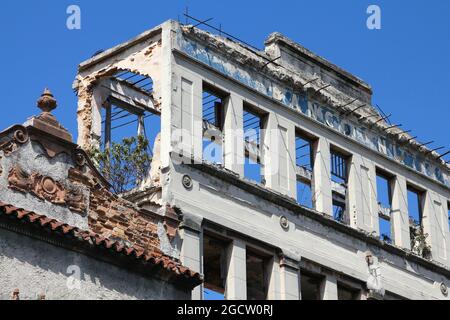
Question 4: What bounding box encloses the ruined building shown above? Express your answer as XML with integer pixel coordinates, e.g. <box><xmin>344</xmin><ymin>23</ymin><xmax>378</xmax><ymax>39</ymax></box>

<box><xmin>0</xmin><ymin>89</ymin><xmax>201</xmax><ymax>300</ymax></box>
<box><xmin>72</xmin><ymin>20</ymin><xmax>450</xmax><ymax>300</ymax></box>
<box><xmin>1</xmin><ymin>19</ymin><xmax>449</xmax><ymax>300</ymax></box>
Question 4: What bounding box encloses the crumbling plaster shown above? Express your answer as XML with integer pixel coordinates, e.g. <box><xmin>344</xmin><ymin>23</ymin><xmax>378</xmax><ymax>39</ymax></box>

<box><xmin>0</xmin><ymin>136</ymin><xmax>89</xmax><ymax>229</ymax></box>
<box><xmin>74</xmin><ymin>32</ymin><xmax>164</xmax><ymax>150</ymax></box>
<box><xmin>168</xmin><ymin>161</ymin><xmax>450</xmax><ymax>300</ymax></box>
<box><xmin>176</xmin><ymin>25</ymin><xmax>450</xmax><ymax>189</ymax></box>
<box><xmin>0</xmin><ymin>228</ymin><xmax>189</xmax><ymax>300</ymax></box>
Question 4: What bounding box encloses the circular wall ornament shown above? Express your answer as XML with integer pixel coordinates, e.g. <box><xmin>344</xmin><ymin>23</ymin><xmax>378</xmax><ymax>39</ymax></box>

<box><xmin>42</xmin><ymin>177</ymin><xmax>57</xmax><ymax>195</ymax></box>
<box><xmin>280</xmin><ymin>216</ymin><xmax>289</xmax><ymax>230</ymax></box>
<box><xmin>441</xmin><ymin>283</ymin><xmax>448</xmax><ymax>297</ymax></box>
<box><xmin>14</xmin><ymin>128</ymin><xmax>29</xmax><ymax>144</ymax></box>
<box><xmin>182</xmin><ymin>175</ymin><xmax>193</xmax><ymax>190</ymax></box>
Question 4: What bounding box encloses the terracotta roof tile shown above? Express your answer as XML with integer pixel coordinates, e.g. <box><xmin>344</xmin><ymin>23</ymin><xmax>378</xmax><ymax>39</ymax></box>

<box><xmin>0</xmin><ymin>201</ymin><xmax>202</xmax><ymax>283</ymax></box>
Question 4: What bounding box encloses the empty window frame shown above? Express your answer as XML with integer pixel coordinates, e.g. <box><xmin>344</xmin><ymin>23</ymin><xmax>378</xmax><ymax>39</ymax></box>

<box><xmin>102</xmin><ymin>71</ymin><xmax>158</xmax><ymax>151</ymax></box>
<box><xmin>243</xmin><ymin>105</ymin><xmax>265</xmax><ymax>184</ymax></box>
<box><xmin>330</xmin><ymin>148</ymin><xmax>350</xmax><ymax>224</ymax></box>
<box><xmin>202</xmin><ymin>84</ymin><xmax>226</xmax><ymax>164</ymax></box>
<box><xmin>300</xmin><ymin>271</ymin><xmax>323</xmax><ymax>300</ymax></box>
<box><xmin>100</xmin><ymin>71</ymin><xmax>160</xmax><ymax>193</ymax></box>
<box><xmin>297</xmin><ymin>180</ymin><xmax>313</xmax><ymax>209</ymax></box>
<box><xmin>246</xmin><ymin>249</ymin><xmax>268</xmax><ymax>300</ymax></box>
<box><xmin>337</xmin><ymin>283</ymin><xmax>360</xmax><ymax>300</ymax></box>
<box><xmin>203</xmin><ymin>234</ymin><xmax>229</xmax><ymax>301</ymax></box>
<box><xmin>407</xmin><ymin>185</ymin><xmax>424</xmax><ymax>227</ymax></box>
<box><xmin>376</xmin><ymin>170</ymin><xmax>393</xmax><ymax>243</ymax></box>
<box><xmin>295</xmin><ymin>131</ymin><xmax>315</xmax><ymax>208</ymax></box>
<box><xmin>295</xmin><ymin>133</ymin><xmax>314</xmax><ymax>171</ymax></box>
<box><xmin>330</xmin><ymin>149</ymin><xmax>349</xmax><ymax>185</ymax></box>
<box><xmin>332</xmin><ymin>195</ymin><xmax>347</xmax><ymax>224</ymax></box>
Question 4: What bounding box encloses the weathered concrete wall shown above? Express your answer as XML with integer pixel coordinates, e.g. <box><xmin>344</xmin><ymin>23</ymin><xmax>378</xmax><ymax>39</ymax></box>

<box><xmin>165</xmin><ymin>23</ymin><xmax>450</xmax><ymax>298</ymax></box>
<box><xmin>75</xmin><ymin>27</ymin><xmax>164</xmax><ymax>150</ymax></box>
<box><xmin>0</xmin><ymin>228</ymin><xmax>189</xmax><ymax>300</ymax></box>
<box><xmin>168</xmin><ymin>33</ymin><xmax>450</xmax><ymax>267</ymax></box>
<box><xmin>175</xmin><ymin>25</ymin><xmax>450</xmax><ymax>190</ymax></box>
<box><xmin>167</xmin><ymin>162</ymin><xmax>450</xmax><ymax>300</ymax></box>
<box><xmin>0</xmin><ymin>136</ymin><xmax>88</xmax><ymax>230</ymax></box>
<box><xmin>73</xmin><ymin>20</ymin><xmax>450</xmax><ymax>300</ymax></box>
<box><xmin>265</xmin><ymin>32</ymin><xmax>373</xmax><ymax>104</ymax></box>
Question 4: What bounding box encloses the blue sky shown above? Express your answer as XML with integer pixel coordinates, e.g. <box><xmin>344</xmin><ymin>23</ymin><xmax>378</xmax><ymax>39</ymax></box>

<box><xmin>0</xmin><ymin>0</ymin><xmax>448</xmax><ymax>158</ymax></box>
<box><xmin>1</xmin><ymin>0</ymin><xmax>448</xmax><ymax>300</ymax></box>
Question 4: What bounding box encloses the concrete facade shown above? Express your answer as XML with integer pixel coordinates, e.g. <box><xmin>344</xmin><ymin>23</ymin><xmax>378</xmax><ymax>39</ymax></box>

<box><xmin>74</xmin><ymin>20</ymin><xmax>450</xmax><ymax>300</ymax></box>
<box><xmin>0</xmin><ymin>228</ymin><xmax>189</xmax><ymax>300</ymax></box>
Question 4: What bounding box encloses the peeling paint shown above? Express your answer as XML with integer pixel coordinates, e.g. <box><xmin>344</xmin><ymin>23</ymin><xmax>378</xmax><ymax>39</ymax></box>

<box><xmin>178</xmin><ymin>34</ymin><xmax>450</xmax><ymax>189</ymax></box>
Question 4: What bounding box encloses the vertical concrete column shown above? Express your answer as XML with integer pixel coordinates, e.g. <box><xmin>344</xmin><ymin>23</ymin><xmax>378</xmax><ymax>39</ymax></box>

<box><xmin>262</xmin><ymin>114</ymin><xmax>296</xmax><ymax>198</ymax></box>
<box><xmin>223</xmin><ymin>94</ymin><xmax>244</xmax><ymax>177</ymax></box>
<box><xmin>422</xmin><ymin>192</ymin><xmax>448</xmax><ymax>265</ymax></box>
<box><xmin>367</xmin><ymin>161</ymin><xmax>380</xmax><ymax>234</ymax></box>
<box><xmin>160</xmin><ymin>21</ymin><xmax>175</xmax><ymax>169</ymax></box>
<box><xmin>279</xmin><ymin>256</ymin><xmax>300</xmax><ymax>300</ymax></box>
<box><xmin>170</xmin><ymin>72</ymin><xmax>203</xmax><ymax>165</ymax></box>
<box><xmin>312</xmin><ymin>137</ymin><xmax>333</xmax><ymax>216</ymax></box>
<box><xmin>262</xmin><ymin>113</ymin><xmax>279</xmax><ymax>193</ymax></box>
<box><xmin>320</xmin><ymin>273</ymin><xmax>338</xmax><ymax>300</ymax></box>
<box><xmin>348</xmin><ymin>156</ymin><xmax>378</xmax><ymax>233</ymax></box>
<box><xmin>444</xmin><ymin>200</ymin><xmax>450</xmax><ymax>268</ymax></box>
<box><xmin>285</xmin><ymin>121</ymin><xmax>298</xmax><ymax>199</ymax></box>
<box><xmin>179</xmin><ymin>215</ymin><xmax>204</xmax><ymax>300</ymax></box>
<box><xmin>391</xmin><ymin>175</ymin><xmax>411</xmax><ymax>250</ymax></box>
<box><xmin>266</xmin><ymin>257</ymin><xmax>281</xmax><ymax>300</ymax></box>
<box><xmin>225</xmin><ymin>240</ymin><xmax>247</xmax><ymax>300</ymax></box>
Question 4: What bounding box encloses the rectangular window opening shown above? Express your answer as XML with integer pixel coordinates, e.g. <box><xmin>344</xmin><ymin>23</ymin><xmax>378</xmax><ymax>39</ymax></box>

<box><xmin>246</xmin><ymin>249</ymin><xmax>268</xmax><ymax>300</ymax></box>
<box><xmin>407</xmin><ymin>185</ymin><xmax>424</xmax><ymax>227</ymax></box>
<box><xmin>376</xmin><ymin>171</ymin><xmax>393</xmax><ymax>243</ymax></box>
<box><xmin>337</xmin><ymin>283</ymin><xmax>360</xmax><ymax>300</ymax></box>
<box><xmin>203</xmin><ymin>234</ymin><xmax>229</xmax><ymax>301</ymax></box>
<box><xmin>296</xmin><ymin>133</ymin><xmax>314</xmax><ymax>172</ymax></box>
<box><xmin>332</xmin><ymin>195</ymin><xmax>347</xmax><ymax>224</ymax></box>
<box><xmin>330</xmin><ymin>149</ymin><xmax>349</xmax><ymax>185</ymax></box>
<box><xmin>296</xmin><ymin>131</ymin><xmax>315</xmax><ymax>208</ymax></box>
<box><xmin>243</xmin><ymin>105</ymin><xmax>264</xmax><ymax>184</ymax></box>
<box><xmin>202</xmin><ymin>84</ymin><xmax>226</xmax><ymax>165</ymax></box>
<box><xmin>100</xmin><ymin>99</ymin><xmax>161</xmax><ymax>193</ymax></box>
<box><xmin>330</xmin><ymin>148</ymin><xmax>350</xmax><ymax>224</ymax></box>
<box><xmin>300</xmin><ymin>271</ymin><xmax>323</xmax><ymax>300</ymax></box>
<box><xmin>101</xmin><ymin>104</ymin><xmax>161</xmax><ymax>151</ymax></box>
<box><xmin>297</xmin><ymin>179</ymin><xmax>313</xmax><ymax>209</ymax></box>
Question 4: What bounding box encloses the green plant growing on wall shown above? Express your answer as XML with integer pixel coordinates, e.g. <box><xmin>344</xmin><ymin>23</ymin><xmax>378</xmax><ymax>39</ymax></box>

<box><xmin>410</xmin><ymin>221</ymin><xmax>432</xmax><ymax>260</ymax></box>
<box><xmin>88</xmin><ymin>135</ymin><xmax>152</xmax><ymax>194</ymax></box>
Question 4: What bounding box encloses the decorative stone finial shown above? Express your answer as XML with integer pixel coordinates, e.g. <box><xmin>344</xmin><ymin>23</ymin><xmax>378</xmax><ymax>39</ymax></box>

<box><xmin>24</xmin><ymin>88</ymin><xmax>73</xmax><ymax>143</ymax></box>
<box><xmin>37</xmin><ymin>88</ymin><xmax>57</xmax><ymax>113</ymax></box>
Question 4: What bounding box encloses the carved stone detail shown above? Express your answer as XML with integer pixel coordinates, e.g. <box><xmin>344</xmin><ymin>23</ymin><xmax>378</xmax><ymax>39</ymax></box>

<box><xmin>8</xmin><ymin>165</ymin><xmax>87</xmax><ymax>214</ymax></box>
<box><xmin>8</xmin><ymin>166</ymin><xmax>31</xmax><ymax>193</ymax></box>
<box><xmin>13</xmin><ymin>128</ymin><xmax>29</xmax><ymax>144</ymax></box>
<box><xmin>73</xmin><ymin>150</ymin><xmax>87</xmax><ymax>167</ymax></box>
<box><xmin>0</xmin><ymin>126</ymin><xmax>30</xmax><ymax>156</ymax></box>
<box><xmin>32</xmin><ymin>174</ymin><xmax>66</xmax><ymax>205</ymax></box>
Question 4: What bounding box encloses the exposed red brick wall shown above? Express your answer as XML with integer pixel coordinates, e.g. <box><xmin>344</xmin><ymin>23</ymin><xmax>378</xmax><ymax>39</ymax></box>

<box><xmin>69</xmin><ymin>167</ymin><xmax>165</xmax><ymax>254</ymax></box>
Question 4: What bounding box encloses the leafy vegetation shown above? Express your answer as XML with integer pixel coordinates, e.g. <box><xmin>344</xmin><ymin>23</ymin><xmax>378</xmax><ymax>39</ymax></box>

<box><xmin>88</xmin><ymin>135</ymin><xmax>151</xmax><ymax>194</ymax></box>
